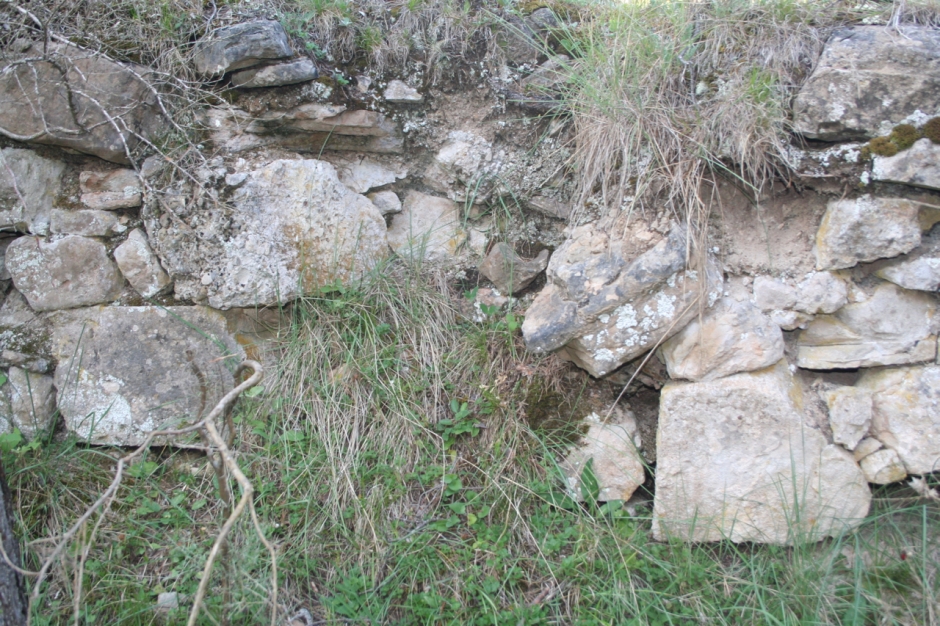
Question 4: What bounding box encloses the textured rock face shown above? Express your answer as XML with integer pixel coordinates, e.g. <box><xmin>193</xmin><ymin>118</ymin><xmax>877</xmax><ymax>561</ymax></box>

<box><xmin>192</xmin><ymin>21</ymin><xmax>292</xmax><ymax>77</ymax></box>
<box><xmin>387</xmin><ymin>191</ymin><xmax>465</xmax><ymax>262</ymax></box>
<box><xmin>654</xmin><ymin>362</ymin><xmax>871</xmax><ymax>544</ymax></box>
<box><xmin>230</xmin><ymin>57</ymin><xmax>319</xmax><ymax>88</ymax></box>
<box><xmin>0</xmin><ymin>149</ymin><xmax>65</xmax><ymax>235</ymax></box>
<box><xmin>368</xmin><ymin>191</ymin><xmax>402</xmax><ymax>215</ymax></box>
<box><xmin>49</xmin><ymin>210</ymin><xmax>120</xmax><ymax>237</ymax></box>
<box><xmin>6</xmin><ymin>236</ymin><xmax>124</xmax><ymax>311</ymax></box>
<box><xmin>874</xmin><ymin>227</ymin><xmax>940</xmax><ymax>292</ymax></box>
<box><xmin>79</xmin><ymin>169</ymin><xmax>142</xmax><ymax>210</ymax></box>
<box><xmin>873</xmin><ymin>138</ymin><xmax>940</xmax><ymax>191</ymax></box>
<box><xmin>383</xmin><ymin>80</ymin><xmax>423</xmax><ymax>103</ymax></box>
<box><xmin>51</xmin><ymin>306</ymin><xmax>243</xmax><ymax>446</ymax></box>
<box><xmin>859</xmin><ymin>449</ymin><xmax>908</xmax><ymax>485</ymax></box>
<box><xmin>796</xmin><ymin>282</ymin><xmax>937</xmax><ymax>369</ymax></box>
<box><xmin>479</xmin><ymin>243</ymin><xmax>549</xmax><ymax>295</ymax></box>
<box><xmin>335</xmin><ymin>158</ymin><xmax>406</xmax><ymax>194</ymax></box>
<box><xmin>815</xmin><ymin>196</ymin><xmax>921</xmax><ymax>270</ymax></box>
<box><xmin>793</xmin><ymin>26</ymin><xmax>940</xmax><ymax>141</ymax></box>
<box><xmin>522</xmin><ymin>222</ymin><xmax>722</xmax><ymax>377</ymax></box>
<box><xmin>823</xmin><ymin>386</ymin><xmax>872</xmax><ymax>451</ymax></box>
<box><xmin>858</xmin><ymin>365</ymin><xmax>940</xmax><ymax>475</ymax></box>
<box><xmin>661</xmin><ymin>297</ymin><xmax>784</xmax><ymax>382</ymax></box>
<box><xmin>148</xmin><ymin>159</ymin><xmax>388</xmax><ymax>309</ymax></box>
<box><xmin>113</xmin><ymin>229</ymin><xmax>171</xmax><ymax>298</ymax></box>
<box><xmin>561</xmin><ymin>422</ymin><xmax>645</xmax><ymax>502</ymax></box>
<box><xmin>424</xmin><ymin>131</ymin><xmax>497</xmax><ymax>202</ymax></box>
<box><xmin>1</xmin><ymin>367</ymin><xmax>56</xmax><ymax>439</ymax></box>
<box><xmin>0</xmin><ymin>44</ymin><xmax>165</xmax><ymax>164</ymax></box>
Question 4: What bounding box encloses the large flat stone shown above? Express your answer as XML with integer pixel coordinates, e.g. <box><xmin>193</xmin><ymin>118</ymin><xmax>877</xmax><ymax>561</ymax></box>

<box><xmin>873</xmin><ymin>138</ymin><xmax>940</xmax><ymax>192</ymax></box>
<box><xmin>653</xmin><ymin>362</ymin><xmax>871</xmax><ymax>544</ymax></box>
<box><xmin>796</xmin><ymin>282</ymin><xmax>938</xmax><ymax>369</ymax></box>
<box><xmin>815</xmin><ymin>196</ymin><xmax>921</xmax><ymax>270</ymax></box>
<box><xmin>1</xmin><ymin>367</ymin><xmax>56</xmax><ymax>439</ymax></box>
<box><xmin>192</xmin><ymin>20</ymin><xmax>292</xmax><ymax>77</ymax></box>
<box><xmin>793</xmin><ymin>26</ymin><xmax>940</xmax><ymax>141</ymax></box>
<box><xmin>858</xmin><ymin>364</ymin><xmax>940</xmax><ymax>475</ymax></box>
<box><xmin>387</xmin><ymin>191</ymin><xmax>465</xmax><ymax>263</ymax></box>
<box><xmin>0</xmin><ymin>149</ymin><xmax>65</xmax><ymax>235</ymax></box>
<box><xmin>6</xmin><ymin>236</ymin><xmax>124</xmax><ymax>311</ymax></box>
<box><xmin>230</xmin><ymin>57</ymin><xmax>319</xmax><ymax>88</ymax></box>
<box><xmin>51</xmin><ymin>306</ymin><xmax>244</xmax><ymax>446</ymax></box>
<box><xmin>873</xmin><ymin>223</ymin><xmax>940</xmax><ymax>292</ymax></box>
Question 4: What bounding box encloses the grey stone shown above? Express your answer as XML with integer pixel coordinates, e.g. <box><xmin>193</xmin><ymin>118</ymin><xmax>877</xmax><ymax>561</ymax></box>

<box><xmin>383</xmin><ymin>80</ymin><xmax>423</xmax><ymax>103</ymax></box>
<box><xmin>0</xmin><ymin>43</ymin><xmax>165</xmax><ymax>164</ymax></box>
<box><xmin>146</xmin><ymin>159</ymin><xmax>388</xmax><ymax>309</ymax></box>
<box><xmin>859</xmin><ymin>448</ymin><xmax>907</xmax><ymax>485</ymax></box>
<box><xmin>387</xmin><ymin>191</ymin><xmax>465</xmax><ymax>263</ymax></box>
<box><xmin>823</xmin><ymin>386</ymin><xmax>872</xmax><ymax>451</ymax></box>
<box><xmin>797</xmin><ymin>282</ymin><xmax>938</xmax><ymax>369</ymax></box>
<box><xmin>522</xmin><ymin>221</ymin><xmax>723</xmax><ymax>378</ymax></box>
<box><xmin>51</xmin><ymin>306</ymin><xmax>244</xmax><ymax>446</ymax></box>
<box><xmin>155</xmin><ymin>591</ymin><xmax>179</xmax><ymax>612</ymax></box>
<box><xmin>6</xmin><ymin>236</ymin><xmax>123</xmax><ymax>311</ymax></box>
<box><xmin>479</xmin><ymin>243</ymin><xmax>549</xmax><ymax>295</ymax></box>
<box><xmin>336</xmin><ymin>158</ymin><xmax>406</xmax><ymax>193</ymax></box>
<box><xmin>1</xmin><ymin>367</ymin><xmax>56</xmax><ymax>439</ymax></box>
<box><xmin>0</xmin><ymin>289</ymin><xmax>52</xmax><ymax>374</ymax></box>
<box><xmin>80</xmin><ymin>169</ymin><xmax>139</xmax><ymax>194</ymax></box>
<box><xmin>496</xmin><ymin>15</ymin><xmax>541</xmax><ymax>65</ymax></box>
<box><xmin>793</xmin><ymin>26</ymin><xmax>940</xmax><ymax>141</ymax></box>
<box><xmin>795</xmin><ymin>272</ymin><xmax>848</xmax><ymax>314</ymax></box>
<box><xmin>815</xmin><ymin>196</ymin><xmax>921</xmax><ymax>270</ymax></box>
<box><xmin>526</xmin><ymin>193</ymin><xmax>570</xmax><ymax>220</ymax></box>
<box><xmin>0</xmin><ymin>237</ymin><xmax>12</xmax><ymax>280</ymax></box>
<box><xmin>858</xmin><ymin>364</ymin><xmax>940</xmax><ymax>475</ymax></box>
<box><xmin>874</xmin><ymin>226</ymin><xmax>940</xmax><ymax>292</ymax></box>
<box><xmin>661</xmin><ymin>297</ymin><xmax>784</xmax><ymax>382</ymax></box>
<box><xmin>653</xmin><ymin>361</ymin><xmax>871</xmax><ymax>544</ymax></box>
<box><xmin>853</xmin><ymin>437</ymin><xmax>884</xmax><ymax>462</ymax></box>
<box><xmin>114</xmin><ymin>229</ymin><xmax>171</xmax><ymax>298</ymax></box>
<box><xmin>873</xmin><ymin>138</ymin><xmax>940</xmax><ymax>191</ymax></box>
<box><xmin>192</xmin><ymin>20</ymin><xmax>292</xmax><ymax>77</ymax></box>
<box><xmin>230</xmin><ymin>57</ymin><xmax>319</xmax><ymax>88</ymax></box>
<box><xmin>0</xmin><ymin>149</ymin><xmax>65</xmax><ymax>235</ymax></box>
<box><xmin>424</xmin><ymin>131</ymin><xmax>498</xmax><ymax>203</ymax></box>
<box><xmin>753</xmin><ymin>276</ymin><xmax>798</xmax><ymax>311</ymax></box>
<box><xmin>49</xmin><ymin>210</ymin><xmax>120</xmax><ymax>237</ymax></box>
<box><xmin>367</xmin><ymin>191</ymin><xmax>402</xmax><ymax>215</ymax></box>
<box><xmin>528</xmin><ymin>7</ymin><xmax>561</xmax><ymax>31</ymax></box>
<box><xmin>561</xmin><ymin>422</ymin><xmax>645</xmax><ymax>502</ymax></box>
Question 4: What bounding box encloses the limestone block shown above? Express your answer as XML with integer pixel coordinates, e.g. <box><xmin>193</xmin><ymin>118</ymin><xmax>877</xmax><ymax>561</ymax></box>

<box><xmin>51</xmin><ymin>306</ymin><xmax>244</xmax><ymax>446</ymax></box>
<box><xmin>113</xmin><ymin>229</ymin><xmax>171</xmax><ymax>298</ymax></box>
<box><xmin>653</xmin><ymin>362</ymin><xmax>871</xmax><ymax>544</ymax></box>
<box><xmin>336</xmin><ymin>159</ymin><xmax>406</xmax><ymax>193</ymax></box>
<box><xmin>823</xmin><ymin>386</ymin><xmax>872</xmax><ymax>451</ymax></box>
<box><xmin>854</xmin><ymin>437</ymin><xmax>884</xmax><ymax>462</ymax></box>
<box><xmin>0</xmin><ymin>149</ymin><xmax>65</xmax><ymax>235</ymax></box>
<box><xmin>230</xmin><ymin>57</ymin><xmax>319</xmax><ymax>88</ymax></box>
<box><xmin>368</xmin><ymin>191</ymin><xmax>402</xmax><ymax>215</ymax></box>
<box><xmin>1</xmin><ymin>367</ymin><xmax>56</xmax><ymax>439</ymax></box>
<box><xmin>387</xmin><ymin>191</ymin><xmax>465</xmax><ymax>263</ymax></box>
<box><xmin>792</xmin><ymin>26</ymin><xmax>940</xmax><ymax>141</ymax></box>
<box><xmin>561</xmin><ymin>422</ymin><xmax>645</xmax><ymax>502</ymax></box>
<box><xmin>859</xmin><ymin>449</ymin><xmax>907</xmax><ymax>485</ymax></box>
<box><xmin>873</xmin><ymin>138</ymin><xmax>940</xmax><ymax>192</ymax></box>
<box><xmin>6</xmin><ymin>236</ymin><xmax>123</xmax><ymax>311</ymax></box>
<box><xmin>49</xmin><ymin>210</ymin><xmax>120</xmax><ymax>237</ymax></box>
<box><xmin>858</xmin><ymin>364</ymin><xmax>940</xmax><ymax>475</ymax></box>
<box><xmin>662</xmin><ymin>297</ymin><xmax>783</xmax><ymax>382</ymax></box>
<box><xmin>79</xmin><ymin>169</ymin><xmax>141</xmax><ymax>210</ymax></box>
<box><xmin>479</xmin><ymin>243</ymin><xmax>549</xmax><ymax>295</ymax></box>
<box><xmin>874</xmin><ymin>227</ymin><xmax>940</xmax><ymax>292</ymax></box>
<box><xmin>797</xmin><ymin>282</ymin><xmax>937</xmax><ymax>369</ymax></box>
<box><xmin>192</xmin><ymin>20</ymin><xmax>292</xmax><ymax>77</ymax></box>
<box><xmin>815</xmin><ymin>196</ymin><xmax>921</xmax><ymax>270</ymax></box>
<box><xmin>383</xmin><ymin>80</ymin><xmax>423</xmax><ymax>103</ymax></box>
<box><xmin>424</xmin><ymin>131</ymin><xmax>498</xmax><ymax>203</ymax></box>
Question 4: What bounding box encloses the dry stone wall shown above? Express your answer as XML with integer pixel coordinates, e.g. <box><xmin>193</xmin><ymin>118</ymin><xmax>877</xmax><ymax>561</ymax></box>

<box><xmin>0</xmin><ymin>17</ymin><xmax>938</xmax><ymax>545</ymax></box>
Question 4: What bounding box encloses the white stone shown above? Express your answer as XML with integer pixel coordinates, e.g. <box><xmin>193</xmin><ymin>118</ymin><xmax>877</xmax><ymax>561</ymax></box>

<box><xmin>0</xmin><ymin>149</ymin><xmax>65</xmax><ymax>235</ymax></box>
<box><xmin>1</xmin><ymin>367</ymin><xmax>56</xmax><ymax>439</ymax></box>
<box><xmin>873</xmin><ymin>138</ymin><xmax>940</xmax><ymax>192</ymax></box>
<box><xmin>876</xmin><ymin>256</ymin><xmax>940</xmax><ymax>292</ymax></box>
<box><xmin>114</xmin><ymin>229</ymin><xmax>171</xmax><ymax>298</ymax></box>
<box><xmin>795</xmin><ymin>272</ymin><xmax>847</xmax><ymax>314</ymax></box>
<box><xmin>387</xmin><ymin>191</ymin><xmax>465</xmax><ymax>263</ymax></box>
<box><xmin>653</xmin><ymin>362</ymin><xmax>871</xmax><ymax>544</ymax></box>
<box><xmin>49</xmin><ymin>209</ymin><xmax>120</xmax><ymax>237</ymax></box>
<box><xmin>823</xmin><ymin>386</ymin><xmax>872</xmax><ymax>451</ymax></box>
<box><xmin>383</xmin><ymin>80</ymin><xmax>423</xmax><ymax>103</ymax></box>
<box><xmin>561</xmin><ymin>422</ymin><xmax>645</xmax><ymax>502</ymax></box>
<box><xmin>424</xmin><ymin>131</ymin><xmax>497</xmax><ymax>203</ymax></box>
<box><xmin>367</xmin><ymin>191</ymin><xmax>402</xmax><ymax>215</ymax></box>
<box><xmin>853</xmin><ymin>437</ymin><xmax>884</xmax><ymax>462</ymax></box>
<box><xmin>336</xmin><ymin>158</ymin><xmax>406</xmax><ymax>193</ymax></box>
<box><xmin>859</xmin><ymin>448</ymin><xmax>908</xmax><ymax>485</ymax></box>
<box><xmin>815</xmin><ymin>196</ymin><xmax>921</xmax><ymax>270</ymax></box>
<box><xmin>753</xmin><ymin>276</ymin><xmax>797</xmax><ymax>311</ymax></box>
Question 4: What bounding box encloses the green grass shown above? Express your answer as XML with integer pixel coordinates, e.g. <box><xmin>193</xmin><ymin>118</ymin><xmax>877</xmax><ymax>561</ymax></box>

<box><xmin>5</xmin><ymin>262</ymin><xmax>939</xmax><ymax>624</ymax></box>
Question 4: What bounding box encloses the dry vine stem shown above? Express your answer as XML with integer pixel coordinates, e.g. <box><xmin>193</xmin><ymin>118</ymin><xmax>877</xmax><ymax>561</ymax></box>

<box><xmin>25</xmin><ymin>360</ymin><xmax>278</xmax><ymax>626</ymax></box>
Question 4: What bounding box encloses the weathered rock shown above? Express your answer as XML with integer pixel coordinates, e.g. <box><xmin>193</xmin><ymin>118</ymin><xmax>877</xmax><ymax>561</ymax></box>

<box><xmin>49</xmin><ymin>210</ymin><xmax>120</xmax><ymax>237</ymax></box>
<box><xmin>387</xmin><ymin>191</ymin><xmax>465</xmax><ymax>263</ymax></box>
<box><xmin>79</xmin><ymin>169</ymin><xmax>141</xmax><ymax>209</ymax></box>
<box><xmin>797</xmin><ymin>282</ymin><xmax>937</xmax><ymax>369</ymax></box>
<box><xmin>51</xmin><ymin>306</ymin><xmax>243</xmax><ymax>446</ymax></box>
<box><xmin>522</xmin><ymin>221</ymin><xmax>722</xmax><ymax>377</ymax></box>
<box><xmin>854</xmin><ymin>437</ymin><xmax>884</xmax><ymax>462</ymax></box>
<box><xmin>424</xmin><ymin>131</ymin><xmax>498</xmax><ymax>203</ymax></box>
<box><xmin>146</xmin><ymin>159</ymin><xmax>387</xmax><ymax>309</ymax></box>
<box><xmin>792</xmin><ymin>26</ymin><xmax>940</xmax><ymax>141</ymax></box>
<box><xmin>1</xmin><ymin>367</ymin><xmax>56</xmax><ymax>439</ymax></box>
<box><xmin>859</xmin><ymin>448</ymin><xmax>907</xmax><ymax>484</ymax></box>
<box><xmin>769</xmin><ymin>309</ymin><xmax>814</xmax><ymax>331</ymax></box>
<box><xmin>230</xmin><ymin>57</ymin><xmax>319</xmax><ymax>88</ymax></box>
<box><xmin>874</xmin><ymin>227</ymin><xmax>940</xmax><ymax>292</ymax></box>
<box><xmin>0</xmin><ymin>43</ymin><xmax>165</xmax><ymax>164</ymax></box>
<box><xmin>795</xmin><ymin>272</ymin><xmax>849</xmax><ymax>314</ymax></box>
<box><xmin>479</xmin><ymin>243</ymin><xmax>549</xmax><ymax>295</ymax></box>
<box><xmin>661</xmin><ymin>297</ymin><xmax>783</xmax><ymax>382</ymax></box>
<box><xmin>561</xmin><ymin>422</ymin><xmax>645</xmax><ymax>502</ymax></box>
<box><xmin>823</xmin><ymin>386</ymin><xmax>872</xmax><ymax>451</ymax></box>
<box><xmin>383</xmin><ymin>80</ymin><xmax>423</xmax><ymax>103</ymax></box>
<box><xmin>113</xmin><ymin>229</ymin><xmax>171</xmax><ymax>298</ymax></box>
<box><xmin>753</xmin><ymin>276</ymin><xmax>798</xmax><ymax>311</ymax></box>
<box><xmin>6</xmin><ymin>236</ymin><xmax>123</xmax><ymax>311</ymax></box>
<box><xmin>858</xmin><ymin>364</ymin><xmax>940</xmax><ymax>475</ymax></box>
<box><xmin>192</xmin><ymin>20</ymin><xmax>292</xmax><ymax>77</ymax></box>
<box><xmin>653</xmin><ymin>362</ymin><xmax>871</xmax><ymax>544</ymax></box>
<box><xmin>0</xmin><ymin>149</ymin><xmax>65</xmax><ymax>235</ymax></box>
<box><xmin>527</xmin><ymin>193</ymin><xmax>570</xmax><ymax>220</ymax></box>
<box><xmin>496</xmin><ymin>15</ymin><xmax>541</xmax><ymax>65</ymax></box>
<box><xmin>367</xmin><ymin>191</ymin><xmax>402</xmax><ymax>215</ymax></box>
<box><xmin>815</xmin><ymin>196</ymin><xmax>921</xmax><ymax>270</ymax></box>
<box><xmin>0</xmin><ymin>290</ymin><xmax>52</xmax><ymax>374</ymax></box>
<box><xmin>335</xmin><ymin>158</ymin><xmax>406</xmax><ymax>193</ymax></box>
<box><xmin>0</xmin><ymin>237</ymin><xmax>11</xmax><ymax>281</ymax></box>
<box><xmin>873</xmin><ymin>138</ymin><xmax>940</xmax><ymax>191</ymax></box>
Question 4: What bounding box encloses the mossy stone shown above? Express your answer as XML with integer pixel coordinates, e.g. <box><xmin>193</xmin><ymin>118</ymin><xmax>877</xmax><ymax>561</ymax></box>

<box><xmin>868</xmin><ymin>136</ymin><xmax>899</xmax><ymax>157</ymax></box>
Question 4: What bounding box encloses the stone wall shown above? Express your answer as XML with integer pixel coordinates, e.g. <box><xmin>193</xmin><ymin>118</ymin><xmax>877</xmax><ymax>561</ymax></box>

<box><xmin>1</xmin><ymin>17</ymin><xmax>938</xmax><ymax>544</ymax></box>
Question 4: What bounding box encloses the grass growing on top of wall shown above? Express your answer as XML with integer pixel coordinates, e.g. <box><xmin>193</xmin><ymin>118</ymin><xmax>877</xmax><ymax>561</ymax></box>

<box><xmin>5</xmin><ymin>261</ymin><xmax>939</xmax><ymax>624</ymax></box>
